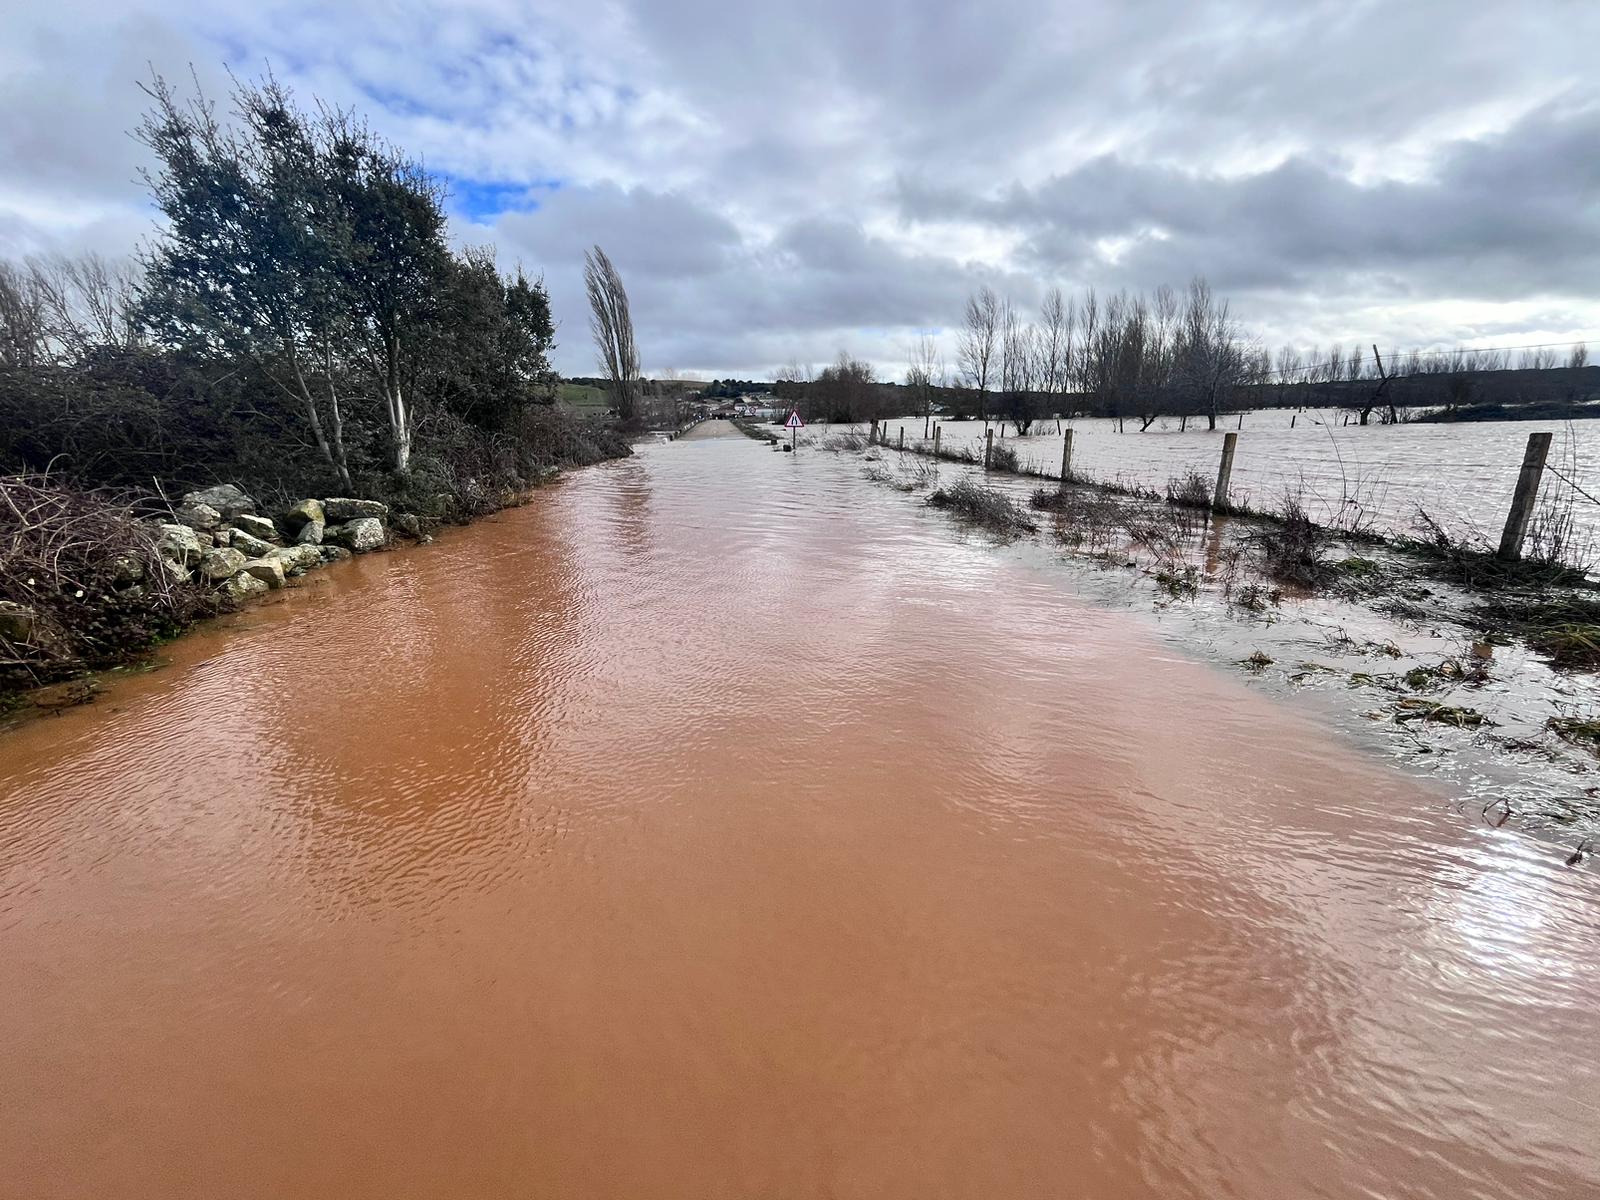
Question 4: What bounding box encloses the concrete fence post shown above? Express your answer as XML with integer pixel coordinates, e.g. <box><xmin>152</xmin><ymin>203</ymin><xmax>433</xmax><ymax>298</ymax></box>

<box><xmin>1059</xmin><ymin>429</ymin><xmax>1074</xmax><ymax>492</ymax></box>
<box><xmin>984</xmin><ymin>428</ymin><xmax>994</xmax><ymax>471</ymax></box>
<box><xmin>1213</xmin><ymin>431</ymin><xmax>1238</xmax><ymax>513</ymax></box>
<box><xmin>1498</xmin><ymin>431</ymin><xmax>1554</xmax><ymax>561</ymax></box>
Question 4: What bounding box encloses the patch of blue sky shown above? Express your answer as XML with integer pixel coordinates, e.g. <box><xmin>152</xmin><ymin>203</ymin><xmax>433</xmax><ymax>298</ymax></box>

<box><xmin>445</xmin><ymin>177</ymin><xmax>563</xmax><ymax>222</ymax></box>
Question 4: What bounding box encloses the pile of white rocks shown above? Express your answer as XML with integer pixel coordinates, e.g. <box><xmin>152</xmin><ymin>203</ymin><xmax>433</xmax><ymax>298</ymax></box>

<box><xmin>156</xmin><ymin>483</ymin><xmax>400</xmax><ymax>602</ymax></box>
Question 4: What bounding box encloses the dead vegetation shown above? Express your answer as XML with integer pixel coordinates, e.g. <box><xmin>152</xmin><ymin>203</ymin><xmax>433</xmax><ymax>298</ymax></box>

<box><xmin>1547</xmin><ymin>714</ymin><xmax>1600</xmax><ymax>754</ymax></box>
<box><xmin>927</xmin><ymin>480</ymin><xmax>1038</xmax><ymax>536</ymax></box>
<box><xmin>1</xmin><ymin>471</ymin><xmax>217</xmax><ymax>693</ymax></box>
<box><xmin>1473</xmin><ymin>593</ymin><xmax>1600</xmax><ymax>671</ymax></box>
<box><xmin>1394</xmin><ymin>698</ymin><xmax>1487</xmax><ymax>728</ymax></box>
<box><xmin>1248</xmin><ymin>497</ymin><xmax>1336</xmax><ymax>588</ymax></box>
<box><xmin>988</xmin><ymin>443</ymin><xmax>1021</xmax><ymax>473</ymax></box>
<box><xmin>1165</xmin><ymin>469</ymin><xmax>1211</xmax><ymax>509</ymax></box>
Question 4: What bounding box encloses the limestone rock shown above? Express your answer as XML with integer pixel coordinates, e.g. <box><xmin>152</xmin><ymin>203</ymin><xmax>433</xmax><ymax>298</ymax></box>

<box><xmin>323</xmin><ymin>497</ymin><xmax>389</xmax><ymax>522</ymax></box>
<box><xmin>155</xmin><ymin>556</ymin><xmax>192</xmax><ymax>585</ymax></box>
<box><xmin>229</xmin><ymin>529</ymin><xmax>275</xmax><ymax>558</ymax></box>
<box><xmin>295</xmin><ymin>519</ymin><xmax>325</xmax><ymax>546</ymax></box>
<box><xmin>392</xmin><ymin>512</ymin><xmax>422</xmax><ymax>538</ymax></box>
<box><xmin>198</xmin><ymin>546</ymin><xmax>247</xmax><ymax>582</ymax></box>
<box><xmin>326</xmin><ymin>517</ymin><xmax>385</xmax><ymax>553</ymax></box>
<box><xmin>232</xmin><ymin>513</ymin><xmax>280</xmax><ymax>543</ymax></box>
<box><xmin>173</xmin><ymin>501</ymin><xmax>221</xmax><ymax>532</ymax></box>
<box><xmin>281</xmin><ymin>498</ymin><xmax>326</xmax><ymax>531</ymax></box>
<box><xmin>219</xmin><ymin>572</ymin><xmax>269</xmax><ymax>602</ymax></box>
<box><xmin>156</xmin><ymin>523</ymin><xmax>205</xmax><ymax>567</ymax></box>
<box><xmin>212</xmin><ymin>530</ymin><xmax>233</xmax><ymax>547</ymax></box>
<box><xmin>111</xmin><ymin>554</ymin><xmax>145</xmax><ymax>587</ymax></box>
<box><xmin>240</xmin><ymin>557</ymin><xmax>286</xmax><ymax>590</ymax></box>
<box><xmin>266</xmin><ymin>544</ymin><xmax>322</xmax><ymax>576</ymax></box>
<box><xmin>0</xmin><ymin>601</ymin><xmax>37</xmax><ymax>642</ymax></box>
<box><xmin>317</xmin><ymin>544</ymin><xmax>353</xmax><ymax>564</ymax></box>
<box><xmin>182</xmin><ymin>483</ymin><xmax>256</xmax><ymax>521</ymax></box>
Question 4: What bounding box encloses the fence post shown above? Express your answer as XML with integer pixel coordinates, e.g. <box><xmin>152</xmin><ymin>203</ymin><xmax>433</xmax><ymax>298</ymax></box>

<box><xmin>1213</xmin><ymin>431</ymin><xmax>1238</xmax><ymax>513</ymax></box>
<box><xmin>984</xmin><ymin>428</ymin><xmax>994</xmax><ymax>471</ymax></box>
<box><xmin>1059</xmin><ymin>429</ymin><xmax>1074</xmax><ymax>492</ymax></box>
<box><xmin>1497</xmin><ymin>431</ymin><xmax>1554</xmax><ymax>561</ymax></box>
<box><xmin>898</xmin><ymin>426</ymin><xmax>905</xmax><ymax>450</ymax></box>
<box><xmin>933</xmin><ymin>425</ymin><xmax>941</xmax><ymax>458</ymax></box>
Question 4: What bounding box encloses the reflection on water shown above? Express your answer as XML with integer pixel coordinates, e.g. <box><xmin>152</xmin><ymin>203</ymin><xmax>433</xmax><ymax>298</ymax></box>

<box><xmin>863</xmin><ymin>411</ymin><xmax>1600</xmax><ymax>542</ymax></box>
<box><xmin>1</xmin><ymin>431</ymin><xmax>1597</xmax><ymax>1199</ymax></box>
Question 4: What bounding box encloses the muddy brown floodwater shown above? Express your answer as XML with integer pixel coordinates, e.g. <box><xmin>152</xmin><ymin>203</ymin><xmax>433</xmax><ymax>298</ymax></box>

<box><xmin>2</xmin><ymin>426</ymin><xmax>1597</xmax><ymax>1199</ymax></box>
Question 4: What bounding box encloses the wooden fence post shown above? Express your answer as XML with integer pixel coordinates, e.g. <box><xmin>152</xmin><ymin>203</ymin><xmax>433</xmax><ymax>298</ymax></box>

<box><xmin>933</xmin><ymin>425</ymin><xmax>941</xmax><ymax>458</ymax></box>
<box><xmin>984</xmin><ymin>428</ymin><xmax>994</xmax><ymax>471</ymax></box>
<box><xmin>1059</xmin><ymin>429</ymin><xmax>1074</xmax><ymax>491</ymax></box>
<box><xmin>1213</xmin><ymin>431</ymin><xmax>1238</xmax><ymax>513</ymax></box>
<box><xmin>898</xmin><ymin>426</ymin><xmax>905</xmax><ymax>450</ymax></box>
<box><xmin>1498</xmin><ymin>431</ymin><xmax>1554</xmax><ymax>561</ymax></box>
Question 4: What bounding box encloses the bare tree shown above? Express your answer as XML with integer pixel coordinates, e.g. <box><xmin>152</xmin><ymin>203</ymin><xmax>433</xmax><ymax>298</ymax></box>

<box><xmin>0</xmin><ymin>261</ymin><xmax>48</xmax><ymax>368</ymax></box>
<box><xmin>584</xmin><ymin>245</ymin><xmax>640</xmax><ymax>424</ymax></box>
<box><xmin>958</xmin><ymin>285</ymin><xmax>1000</xmax><ymax>427</ymax></box>
<box><xmin>1138</xmin><ymin>285</ymin><xmax>1179</xmax><ymax>430</ymax></box>
<box><xmin>28</xmin><ymin>252</ymin><xmax>142</xmax><ymax>362</ymax></box>
<box><xmin>998</xmin><ymin>300</ymin><xmax>1044</xmax><ymax>433</ymax></box>
<box><xmin>1172</xmin><ymin>277</ymin><xmax>1250</xmax><ymax>431</ymax></box>
<box><xmin>906</xmin><ymin>333</ymin><xmax>942</xmax><ymax>437</ymax></box>
<box><xmin>1037</xmin><ymin>286</ymin><xmax>1075</xmax><ymax>416</ymax></box>
<box><xmin>1568</xmin><ymin>343</ymin><xmax>1589</xmax><ymax>370</ymax></box>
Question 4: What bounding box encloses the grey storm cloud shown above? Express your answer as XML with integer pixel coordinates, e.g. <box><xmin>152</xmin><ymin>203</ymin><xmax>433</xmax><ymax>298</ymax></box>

<box><xmin>2</xmin><ymin>0</ymin><xmax>1598</xmax><ymax>375</ymax></box>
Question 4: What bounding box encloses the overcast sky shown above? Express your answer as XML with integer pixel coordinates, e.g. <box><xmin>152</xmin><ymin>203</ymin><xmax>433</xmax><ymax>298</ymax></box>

<box><xmin>3</xmin><ymin>0</ymin><xmax>1597</xmax><ymax>378</ymax></box>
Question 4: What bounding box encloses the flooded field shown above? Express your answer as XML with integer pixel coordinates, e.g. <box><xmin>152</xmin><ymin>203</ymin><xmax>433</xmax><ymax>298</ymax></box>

<box><xmin>860</xmin><ymin>411</ymin><xmax>1600</xmax><ymax>545</ymax></box>
<box><xmin>3</xmin><ymin>427</ymin><xmax>1598</xmax><ymax>1199</ymax></box>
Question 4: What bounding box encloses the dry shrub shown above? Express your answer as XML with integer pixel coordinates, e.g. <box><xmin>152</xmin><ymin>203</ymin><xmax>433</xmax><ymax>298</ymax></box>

<box><xmin>989</xmin><ymin>443</ymin><xmax>1020</xmax><ymax>473</ymax></box>
<box><xmin>1</xmin><ymin>472</ymin><xmax>217</xmax><ymax>691</ymax></box>
<box><xmin>1166</xmin><ymin>469</ymin><xmax>1211</xmax><ymax>509</ymax></box>
<box><xmin>1251</xmin><ymin>496</ymin><xmax>1336</xmax><ymax>588</ymax></box>
<box><xmin>928</xmin><ymin>480</ymin><xmax>1038</xmax><ymax>536</ymax></box>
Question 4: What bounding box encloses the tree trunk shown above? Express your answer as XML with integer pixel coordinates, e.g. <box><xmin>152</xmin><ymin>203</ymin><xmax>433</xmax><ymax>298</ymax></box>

<box><xmin>284</xmin><ymin>345</ymin><xmax>352</xmax><ymax>489</ymax></box>
<box><xmin>386</xmin><ymin>335</ymin><xmax>411</xmax><ymax>473</ymax></box>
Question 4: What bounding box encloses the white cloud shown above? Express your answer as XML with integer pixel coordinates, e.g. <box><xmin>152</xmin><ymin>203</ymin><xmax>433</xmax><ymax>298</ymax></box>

<box><xmin>2</xmin><ymin>0</ymin><xmax>1597</xmax><ymax>378</ymax></box>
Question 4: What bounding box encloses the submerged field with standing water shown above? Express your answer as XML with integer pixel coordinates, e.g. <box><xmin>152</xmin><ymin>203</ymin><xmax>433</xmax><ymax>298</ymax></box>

<box><xmin>856</xmin><ymin>410</ymin><xmax>1600</xmax><ymax>551</ymax></box>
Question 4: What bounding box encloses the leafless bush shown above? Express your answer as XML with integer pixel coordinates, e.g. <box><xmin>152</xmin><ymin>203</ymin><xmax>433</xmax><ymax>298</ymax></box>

<box><xmin>1</xmin><ymin>472</ymin><xmax>216</xmax><ymax>689</ymax></box>
<box><xmin>1031</xmin><ymin>486</ymin><xmax>1136</xmax><ymax>556</ymax></box>
<box><xmin>1250</xmin><ymin>495</ymin><xmax>1336</xmax><ymax>587</ymax></box>
<box><xmin>1166</xmin><ymin>469</ymin><xmax>1211</xmax><ymax>508</ymax></box>
<box><xmin>928</xmin><ymin>480</ymin><xmax>1038</xmax><ymax>536</ymax></box>
<box><xmin>989</xmin><ymin>443</ymin><xmax>1020</xmax><ymax>473</ymax></box>
<box><xmin>821</xmin><ymin>432</ymin><xmax>869</xmax><ymax>452</ymax></box>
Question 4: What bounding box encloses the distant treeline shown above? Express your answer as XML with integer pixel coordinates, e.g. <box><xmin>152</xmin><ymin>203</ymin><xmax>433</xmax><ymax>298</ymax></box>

<box><xmin>773</xmin><ymin>279</ymin><xmax>1596</xmax><ymax>430</ymax></box>
<box><xmin>0</xmin><ymin>72</ymin><xmax>627</xmax><ymax>509</ymax></box>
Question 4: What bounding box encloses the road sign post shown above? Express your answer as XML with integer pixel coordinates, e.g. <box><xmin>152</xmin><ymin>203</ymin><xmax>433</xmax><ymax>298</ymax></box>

<box><xmin>785</xmin><ymin>409</ymin><xmax>804</xmax><ymax>450</ymax></box>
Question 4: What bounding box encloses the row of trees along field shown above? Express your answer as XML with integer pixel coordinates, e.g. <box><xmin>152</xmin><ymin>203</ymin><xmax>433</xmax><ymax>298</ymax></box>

<box><xmin>0</xmin><ymin>74</ymin><xmax>630</xmax><ymax>509</ymax></box>
<box><xmin>772</xmin><ymin>279</ymin><xmax>1594</xmax><ymax>431</ymax></box>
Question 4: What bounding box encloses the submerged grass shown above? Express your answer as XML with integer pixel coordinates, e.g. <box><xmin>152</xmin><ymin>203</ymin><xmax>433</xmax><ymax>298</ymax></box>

<box><xmin>1248</xmin><ymin>497</ymin><xmax>1337</xmax><ymax>588</ymax></box>
<box><xmin>927</xmin><ymin>480</ymin><xmax>1038</xmax><ymax>537</ymax></box>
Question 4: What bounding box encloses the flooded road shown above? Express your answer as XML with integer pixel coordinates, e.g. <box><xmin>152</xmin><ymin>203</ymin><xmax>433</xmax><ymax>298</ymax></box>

<box><xmin>2</xmin><ymin>429</ymin><xmax>1597</xmax><ymax>1199</ymax></box>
